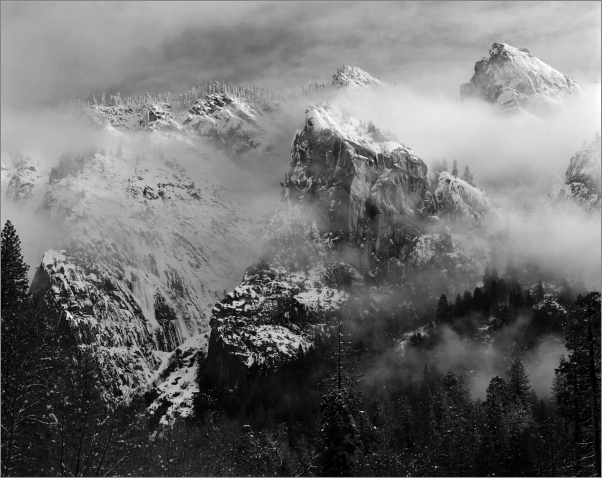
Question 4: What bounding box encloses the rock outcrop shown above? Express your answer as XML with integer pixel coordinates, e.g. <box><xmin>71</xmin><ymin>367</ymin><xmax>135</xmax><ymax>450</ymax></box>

<box><xmin>435</xmin><ymin>172</ymin><xmax>502</xmax><ymax>227</ymax></box>
<box><xmin>331</xmin><ymin>65</ymin><xmax>383</xmax><ymax>89</ymax></box>
<box><xmin>139</xmin><ymin>104</ymin><xmax>182</xmax><ymax>132</ymax></box>
<box><xmin>183</xmin><ymin>93</ymin><xmax>276</xmax><ymax>161</ymax></box>
<box><xmin>287</xmin><ymin>102</ymin><xmax>430</xmax><ymax>268</ymax></box>
<box><xmin>550</xmin><ymin>134</ymin><xmax>601</xmax><ymax>211</ymax></box>
<box><xmin>461</xmin><ymin>43</ymin><xmax>581</xmax><ymax>115</ymax></box>
<box><xmin>205</xmin><ymin>100</ymin><xmax>499</xmax><ymax>389</ymax></box>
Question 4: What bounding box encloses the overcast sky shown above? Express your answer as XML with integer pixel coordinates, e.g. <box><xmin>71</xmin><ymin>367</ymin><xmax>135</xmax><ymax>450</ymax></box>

<box><xmin>1</xmin><ymin>1</ymin><xmax>600</xmax><ymax>111</ymax></box>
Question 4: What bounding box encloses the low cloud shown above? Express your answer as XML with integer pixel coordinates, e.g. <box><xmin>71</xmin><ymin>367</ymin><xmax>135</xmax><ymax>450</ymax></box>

<box><xmin>2</xmin><ymin>2</ymin><xmax>599</xmax><ymax>111</ymax></box>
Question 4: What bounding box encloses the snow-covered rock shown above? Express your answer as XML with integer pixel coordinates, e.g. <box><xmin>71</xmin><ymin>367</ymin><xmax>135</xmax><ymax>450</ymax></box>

<box><xmin>207</xmin><ymin>262</ymin><xmax>345</xmax><ymax>386</ymax></box>
<box><xmin>5</xmin><ymin>137</ymin><xmax>267</xmax><ymax>399</ymax></box>
<box><xmin>30</xmin><ymin>249</ymin><xmax>170</xmax><ymax>396</ymax></box>
<box><xmin>435</xmin><ymin>172</ymin><xmax>502</xmax><ymax>227</ymax></box>
<box><xmin>182</xmin><ymin>93</ymin><xmax>276</xmax><ymax>162</ymax></box>
<box><xmin>2</xmin><ymin>152</ymin><xmax>49</xmax><ymax>203</ymax></box>
<box><xmin>331</xmin><ymin>65</ymin><xmax>383</xmax><ymax>89</ymax></box>
<box><xmin>146</xmin><ymin>334</ymin><xmax>207</xmax><ymax>425</ymax></box>
<box><xmin>461</xmin><ymin>43</ymin><xmax>581</xmax><ymax>116</ymax></box>
<box><xmin>549</xmin><ymin>134</ymin><xmax>601</xmax><ymax>212</ymax></box>
<box><xmin>86</xmin><ymin>104</ymin><xmax>140</xmax><ymax>131</ymax></box>
<box><xmin>139</xmin><ymin>104</ymin><xmax>182</xmax><ymax>132</ymax></box>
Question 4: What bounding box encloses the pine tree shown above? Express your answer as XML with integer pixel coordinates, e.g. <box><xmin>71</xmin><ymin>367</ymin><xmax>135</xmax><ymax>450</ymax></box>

<box><xmin>507</xmin><ymin>358</ymin><xmax>531</xmax><ymax>404</ymax></box>
<box><xmin>319</xmin><ymin>312</ymin><xmax>363</xmax><ymax>476</ymax></box>
<box><xmin>555</xmin><ymin>292</ymin><xmax>601</xmax><ymax>476</ymax></box>
<box><xmin>451</xmin><ymin>159</ymin><xmax>459</xmax><ymax>177</ymax></box>
<box><xmin>480</xmin><ymin>376</ymin><xmax>509</xmax><ymax>475</ymax></box>
<box><xmin>1</xmin><ymin>221</ymin><xmax>55</xmax><ymax>476</ymax></box>
<box><xmin>435</xmin><ymin>294</ymin><xmax>451</xmax><ymax>323</ymax></box>
<box><xmin>454</xmin><ymin>293</ymin><xmax>464</xmax><ymax>318</ymax></box>
<box><xmin>1</xmin><ymin>221</ymin><xmax>29</xmax><ymax>309</ymax></box>
<box><xmin>461</xmin><ymin>165</ymin><xmax>474</xmax><ymax>186</ymax></box>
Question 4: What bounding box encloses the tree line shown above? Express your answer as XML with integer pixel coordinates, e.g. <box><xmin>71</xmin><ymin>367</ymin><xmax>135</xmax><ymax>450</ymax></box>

<box><xmin>70</xmin><ymin>78</ymin><xmax>344</xmax><ymax>114</ymax></box>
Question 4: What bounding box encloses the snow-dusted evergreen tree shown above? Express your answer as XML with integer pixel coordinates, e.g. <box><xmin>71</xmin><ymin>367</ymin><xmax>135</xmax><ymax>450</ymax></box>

<box><xmin>1</xmin><ymin>221</ymin><xmax>54</xmax><ymax>476</ymax></box>
<box><xmin>452</xmin><ymin>159</ymin><xmax>459</xmax><ymax>177</ymax></box>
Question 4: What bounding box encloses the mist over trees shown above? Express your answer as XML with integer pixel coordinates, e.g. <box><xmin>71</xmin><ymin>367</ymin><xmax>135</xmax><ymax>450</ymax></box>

<box><xmin>2</xmin><ymin>220</ymin><xmax>599</xmax><ymax>476</ymax></box>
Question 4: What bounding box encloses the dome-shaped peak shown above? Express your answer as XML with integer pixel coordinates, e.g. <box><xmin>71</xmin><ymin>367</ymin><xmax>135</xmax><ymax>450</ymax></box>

<box><xmin>332</xmin><ymin>65</ymin><xmax>383</xmax><ymax>89</ymax></box>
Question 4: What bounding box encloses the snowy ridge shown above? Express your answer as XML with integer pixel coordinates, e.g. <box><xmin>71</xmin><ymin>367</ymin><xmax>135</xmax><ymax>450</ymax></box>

<box><xmin>331</xmin><ymin>65</ymin><xmax>383</xmax><ymax>89</ymax></box>
<box><xmin>461</xmin><ymin>43</ymin><xmax>581</xmax><ymax>116</ymax></box>
<box><xmin>182</xmin><ymin>93</ymin><xmax>277</xmax><ymax>162</ymax></box>
<box><xmin>86</xmin><ymin>93</ymin><xmax>288</xmax><ymax>172</ymax></box>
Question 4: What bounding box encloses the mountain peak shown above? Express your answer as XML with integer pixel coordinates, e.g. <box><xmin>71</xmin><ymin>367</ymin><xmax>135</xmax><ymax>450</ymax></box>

<box><xmin>461</xmin><ymin>42</ymin><xmax>581</xmax><ymax>116</ymax></box>
<box><xmin>332</xmin><ymin>65</ymin><xmax>383</xmax><ymax>89</ymax></box>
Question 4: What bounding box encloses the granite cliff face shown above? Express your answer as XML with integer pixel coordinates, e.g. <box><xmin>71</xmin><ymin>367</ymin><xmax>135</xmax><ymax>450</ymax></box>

<box><xmin>204</xmin><ymin>100</ymin><xmax>498</xmax><ymax>391</ymax></box>
<box><xmin>461</xmin><ymin>43</ymin><xmax>581</xmax><ymax>115</ymax></box>
<box><xmin>287</xmin><ymin>102</ymin><xmax>430</xmax><ymax>266</ymax></box>
<box><xmin>29</xmin><ymin>249</ymin><xmax>171</xmax><ymax>396</ymax></box>
<box><xmin>1</xmin><ymin>132</ymin><xmax>267</xmax><ymax>399</ymax></box>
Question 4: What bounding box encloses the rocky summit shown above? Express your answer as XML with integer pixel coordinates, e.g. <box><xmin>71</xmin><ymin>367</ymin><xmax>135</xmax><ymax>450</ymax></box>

<box><xmin>460</xmin><ymin>42</ymin><xmax>582</xmax><ymax>116</ymax></box>
<box><xmin>331</xmin><ymin>65</ymin><xmax>383</xmax><ymax>89</ymax></box>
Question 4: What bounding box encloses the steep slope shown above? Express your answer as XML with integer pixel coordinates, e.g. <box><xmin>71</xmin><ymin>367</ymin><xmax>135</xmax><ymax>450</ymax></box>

<box><xmin>549</xmin><ymin>134</ymin><xmax>601</xmax><ymax>211</ymax></box>
<box><xmin>460</xmin><ymin>43</ymin><xmax>581</xmax><ymax>115</ymax></box>
<box><xmin>2</xmin><ymin>134</ymin><xmax>268</xmax><ymax>397</ymax></box>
